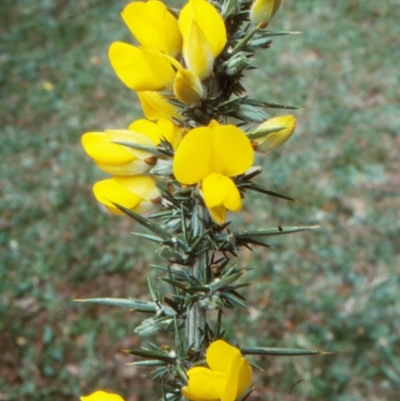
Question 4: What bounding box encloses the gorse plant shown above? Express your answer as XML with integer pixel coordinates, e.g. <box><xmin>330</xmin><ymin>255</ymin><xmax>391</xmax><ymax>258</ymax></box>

<box><xmin>79</xmin><ymin>0</ymin><xmax>324</xmax><ymax>400</ymax></box>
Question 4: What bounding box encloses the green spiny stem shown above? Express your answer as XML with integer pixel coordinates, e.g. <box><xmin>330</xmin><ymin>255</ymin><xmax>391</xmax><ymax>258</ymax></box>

<box><xmin>185</xmin><ymin>202</ymin><xmax>209</xmax><ymax>354</ymax></box>
<box><xmin>185</xmin><ymin>251</ymin><xmax>206</xmax><ymax>353</ymax></box>
<box><xmin>229</xmin><ymin>25</ymin><xmax>260</xmax><ymax>56</ymax></box>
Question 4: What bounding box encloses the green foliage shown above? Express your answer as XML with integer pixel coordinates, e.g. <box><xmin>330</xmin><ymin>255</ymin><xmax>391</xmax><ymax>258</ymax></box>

<box><xmin>1</xmin><ymin>0</ymin><xmax>399</xmax><ymax>400</ymax></box>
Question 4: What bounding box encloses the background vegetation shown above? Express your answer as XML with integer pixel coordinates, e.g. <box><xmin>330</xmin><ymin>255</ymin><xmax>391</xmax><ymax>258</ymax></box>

<box><xmin>1</xmin><ymin>0</ymin><xmax>399</xmax><ymax>400</ymax></box>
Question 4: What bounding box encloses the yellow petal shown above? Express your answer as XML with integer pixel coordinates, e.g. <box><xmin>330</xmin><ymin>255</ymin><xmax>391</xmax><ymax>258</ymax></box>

<box><xmin>179</xmin><ymin>0</ymin><xmax>226</xmax><ymax>58</ymax></box>
<box><xmin>250</xmin><ymin>0</ymin><xmax>281</xmax><ymax>25</ymax></box>
<box><xmin>183</xmin><ymin>21</ymin><xmax>214</xmax><ymax>79</ymax></box>
<box><xmin>82</xmin><ymin>130</ymin><xmax>156</xmax><ymax>172</ymax></box>
<box><xmin>202</xmin><ymin>176</ymin><xmax>241</xmax><ymax>224</ymax></box>
<box><xmin>206</xmin><ymin>340</ymin><xmax>241</xmax><ymax>376</ymax></box>
<box><xmin>221</xmin><ymin>177</ymin><xmax>242</xmax><ymax>211</ymax></box>
<box><xmin>137</xmin><ymin>91</ymin><xmax>180</xmax><ymax>121</ymax></box>
<box><xmin>202</xmin><ymin>173</ymin><xmax>227</xmax><ymax>208</ymax></box>
<box><xmin>222</xmin><ymin>352</ymin><xmax>242</xmax><ymax>401</ymax></box>
<box><xmin>93</xmin><ymin>176</ymin><xmax>160</xmax><ymax>215</ymax></box>
<box><xmin>114</xmin><ymin>176</ymin><xmax>160</xmax><ymax>202</ymax></box>
<box><xmin>211</xmin><ymin>125</ymin><xmax>254</xmax><ymax>177</ymax></box>
<box><xmin>252</xmin><ymin>115</ymin><xmax>296</xmax><ymax>152</ymax></box>
<box><xmin>95</xmin><ymin>159</ymin><xmax>150</xmax><ymax>176</ymax></box>
<box><xmin>140</xmin><ymin>47</ymin><xmax>176</xmax><ymax>89</ymax></box>
<box><xmin>108</xmin><ymin>42</ymin><xmax>165</xmax><ymax>91</ymax></box>
<box><xmin>181</xmin><ymin>386</ymin><xmax>211</xmax><ymax>401</ymax></box>
<box><xmin>208</xmin><ymin>205</ymin><xmax>227</xmax><ymax>225</ymax></box>
<box><xmin>156</xmin><ymin>118</ymin><xmax>182</xmax><ymax>149</ymax></box>
<box><xmin>128</xmin><ymin>118</ymin><xmax>181</xmax><ymax>149</ymax></box>
<box><xmin>173</xmin><ymin>124</ymin><xmax>254</xmax><ymax>185</ymax></box>
<box><xmin>82</xmin><ymin>132</ymin><xmax>136</xmax><ymax>165</ymax></box>
<box><xmin>122</xmin><ymin>1</ymin><xmax>182</xmax><ymax>57</ymax></box>
<box><xmin>236</xmin><ymin>358</ymin><xmax>253</xmax><ymax>398</ymax></box>
<box><xmin>202</xmin><ymin>174</ymin><xmax>242</xmax><ymax>213</ymax></box>
<box><xmin>173</xmin><ymin>69</ymin><xmax>204</xmax><ymax>104</ymax></box>
<box><xmin>185</xmin><ymin>367</ymin><xmax>226</xmax><ymax>400</ymax></box>
<box><xmin>173</xmin><ymin>127</ymin><xmax>213</xmax><ymax>184</ymax></box>
<box><xmin>110</xmin><ymin>130</ymin><xmax>155</xmax><ymax>158</ymax></box>
<box><xmin>207</xmin><ymin>119</ymin><xmax>221</xmax><ymax>129</ymax></box>
<box><xmin>93</xmin><ymin>178</ymin><xmax>142</xmax><ymax>214</ymax></box>
<box><xmin>128</xmin><ymin>119</ymin><xmax>160</xmax><ymax>145</ymax></box>
<box><xmin>81</xmin><ymin>390</ymin><xmax>125</xmax><ymax>401</ymax></box>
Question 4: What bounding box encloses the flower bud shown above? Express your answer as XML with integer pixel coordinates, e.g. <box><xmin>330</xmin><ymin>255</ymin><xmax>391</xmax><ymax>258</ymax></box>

<box><xmin>224</xmin><ymin>53</ymin><xmax>249</xmax><ymax>76</ymax></box>
<box><xmin>179</xmin><ymin>0</ymin><xmax>226</xmax><ymax>60</ymax></box>
<box><xmin>173</xmin><ymin>69</ymin><xmax>204</xmax><ymax>104</ymax></box>
<box><xmin>250</xmin><ymin>0</ymin><xmax>281</xmax><ymax>26</ymax></box>
<box><xmin>249</xmin><ymin>115</ymin><xmax>296</xmax><ymax>152</ymax></box>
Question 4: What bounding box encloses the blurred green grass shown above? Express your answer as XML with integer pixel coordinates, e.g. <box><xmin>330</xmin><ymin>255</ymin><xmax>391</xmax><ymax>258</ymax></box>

<box><xmin>1</xmin><ymin>0</ymin><xmax>399</xmax><ymax>400</ymax></box>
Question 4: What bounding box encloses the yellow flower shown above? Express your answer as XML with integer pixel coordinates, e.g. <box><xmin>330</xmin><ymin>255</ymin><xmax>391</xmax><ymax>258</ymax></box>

<box><xmin>93</xmin><ymin>176</ymin><xmax>161</xmax><ymax>215</ymax></box>
<box><xmin>108</xmin><ymin>1</ymin><xmax>179</xmax><ymax>92</ymax></box>
<box><xmin>109</xmin><ymin>42</ymin><xmax>176</xmax><ymax>91</ymax></box>
<box><xmin>179</xmin><ymin>0</ymin><xmax>227</xmax><ymax>63</ymax></box>
<box><xmin>81</xmin><ymin>391</ymin><xmax>124</xmax><ymax>401</ymax></box>
<box><xmin>121</xmin><ymin>0</ymin><xmax>182</xmax><ymax>58</ymax></box>
<box><xmin>182</xmin><ymin>340</ymin><xmax>253</xmax><ymax>401</ymax></box>
<box><xmin>81</xmin><ymin>129</ymin><xmax>157</xmax><ymax>176</ymax></box>
<box><xmin>250</xmin><ymin>0</ymin><xmax>281</xmax><ymax>26</ymax></box>
<box><xmin>173</xmin><ymin>121</ymin><xmax>253</xmax><ymax>224</ymax></box>
<box><xmin>82</xmin><ymin>119</ymin><xmax>181</xmax><ymax>175</ymax></box>
<box><xmin>173</xmin><ymin>0</ymin><xmax>227</xmax><ymax>101</ymax></box>
<box><xmin>108</xmin><ymin>0</ymin><xmax>227</xmax><ymax>104</ymax></box>
<box><xmin>250</xmin><ymin>115</ymin><xmax>296</xmax><ymax>153</ymax></box>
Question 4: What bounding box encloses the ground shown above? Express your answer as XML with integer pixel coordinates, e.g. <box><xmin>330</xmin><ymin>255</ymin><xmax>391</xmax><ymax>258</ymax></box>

<box><xmin>1</xmin><ymin>0</ymin><xmax>400</xmax><ymax>400</ymax></box>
